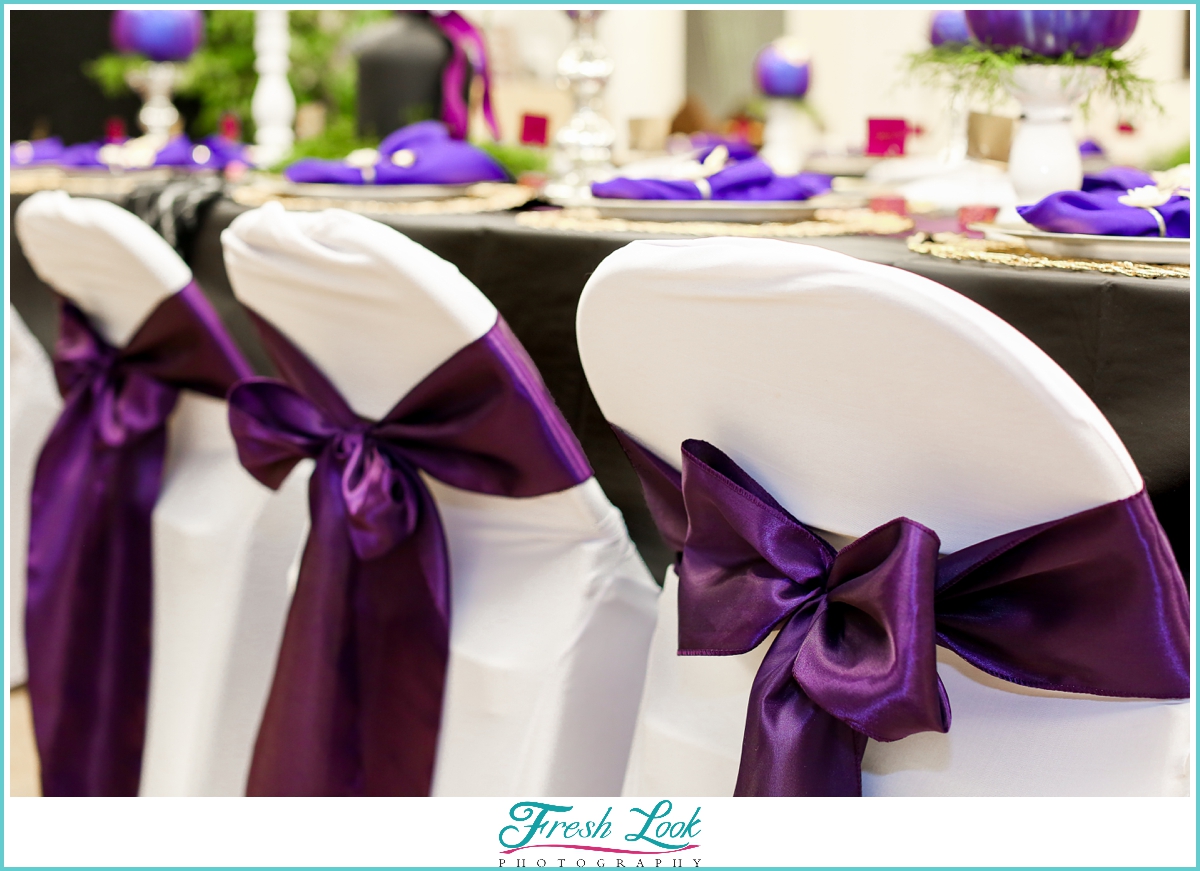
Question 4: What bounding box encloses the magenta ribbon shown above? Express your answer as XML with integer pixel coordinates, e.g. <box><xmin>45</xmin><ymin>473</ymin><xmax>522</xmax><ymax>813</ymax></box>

<box><xmin>429</xmin><ymin>11</ymin><xmax>499</xmax><ymax>141</ymax></box>
<box><xmin>25</xmin><ymin>282</ymin><xmax>253</xmax><ymax>796</ymax></box>
<box><xmin>614</xmin><ymin>429</ymin><xmax>1191</xmax><ymax>796</ymax></box>
<box><xmin>228</xmin><ymin>312</ymin><xmax>591</xmax><ymax>796</ymax></box>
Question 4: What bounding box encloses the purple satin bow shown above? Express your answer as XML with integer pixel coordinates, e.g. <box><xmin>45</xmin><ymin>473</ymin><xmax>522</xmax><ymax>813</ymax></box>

<box><xmin>25</xmin><ymin>282</ymin><xmax>253</xmax><ymax>796</ymax></box>
<box><xmin>228</xmin><ymin>312</ymin><xmax>591</xmax><ymax>796</ymax></box>
<box><xmin>429</xmin><ymin>11</ymin><xmax>499</xmax><ymax>141</ymax></box>
<box><xmin>591</xmin><ymin>158</ymin><xmax>832</xmax><ymax>202</ymax></box>
<box><xmin>614</xmin><ymin>429</ymin><xmax>1190</xmax><ymax>796</ymax></box>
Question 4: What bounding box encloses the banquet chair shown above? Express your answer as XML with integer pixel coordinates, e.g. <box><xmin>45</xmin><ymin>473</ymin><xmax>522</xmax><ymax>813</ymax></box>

<box><xmin>577</xmin><ymin>236</ymin><xmax>1191</xmax><ymax>797</ymax></box>
<box><xmin>8</xmin><ymin>307</ymin><xmax>62</xmax><ymax>689</ymax></box>
<box><xmin>220</xmin><ymin>202</ymin><xmax>659</xmax><ymax>796</ymax></box>
<box><xmin>14</xmin><ymin>191</ymin><xmax>309</xmax><ymax>796</ymax></box>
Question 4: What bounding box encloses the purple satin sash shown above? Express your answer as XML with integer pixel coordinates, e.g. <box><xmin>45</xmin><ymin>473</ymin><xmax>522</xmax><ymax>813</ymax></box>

<box><xmin>430</xmin><ymin>11</ymin><xmax>499</xmax><ymax>141</ymax></box>
<box><xmin>228</xmin><ymin>312</ymin><xmax>591</xmax><ymax>796</ymax></box>
<box><xmin>613</xmin><ymin>429</ymin><xmax>1190</xmax><ymax>797</ymax></box>
<box><xmin>25</xmin><ymin>282</ymin><xmax>253</xmax><ymax>796</ymax></box>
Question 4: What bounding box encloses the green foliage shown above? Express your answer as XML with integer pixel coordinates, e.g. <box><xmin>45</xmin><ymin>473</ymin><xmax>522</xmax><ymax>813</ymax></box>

<box><xmin>269</xmin><ymin>115</ymin><xmax>379</xmax><ymax>170</ymax></box>
<box><xmin>473</xmin><ymin>140</ymin><xmax>547</xmax><ymax>179</ymax></box>
<box><xmin>84</xmin><ymin>9</ymin><xmax>391</xmax><ymax>139</ymax></box>
<box><xmin>1147</xmin><ymin>141</ymin><xmax>1190</xmax><ymax>172</ymax></box>
<box><xmin>176</xmin><ymin>10</ymin><xmax>257</xmax><ymax>137</ymax></box>
<box><xmin>905</xmin><ymin>44</ymin><xmax>1159</xmax><ymax>115</ymax></box>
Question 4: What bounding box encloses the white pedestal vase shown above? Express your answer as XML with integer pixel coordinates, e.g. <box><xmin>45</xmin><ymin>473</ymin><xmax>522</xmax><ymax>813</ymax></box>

<box><xmin>760</xmin><ymin>99</ymin><xmax>813</xmax><ymax>176</ymax></box>
<box><xmin>1006</xmin><ymin>65</ymin><xmax>1096</xmax><ymax>205</ymax></box>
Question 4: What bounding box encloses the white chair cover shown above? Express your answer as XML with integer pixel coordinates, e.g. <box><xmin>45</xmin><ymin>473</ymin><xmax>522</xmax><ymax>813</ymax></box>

<box><xmin>577</xmin><ymin>236</ymin><xmax>1190</xmax><ymax>797</ymax></box>
<box><xmin>220</xmin><ymin>202</ymin><xmax>659</xmax><ymax>796</ymax></box>
<box><xmin>8</xmin><ymin>307</ymin><xmax>62</xmax><ymax>688</ymax></box>
<box><xmin>14</xmin><ymin>191</ymin><xmax>307</xmax><ymax>796</ymax></box>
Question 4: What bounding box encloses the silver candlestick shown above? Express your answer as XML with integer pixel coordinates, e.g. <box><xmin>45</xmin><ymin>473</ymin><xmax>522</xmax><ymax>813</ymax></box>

<box><xmin>544</xmin><ymin>10</ymin><xmax>615</xmax><ymax>201</ymax></box>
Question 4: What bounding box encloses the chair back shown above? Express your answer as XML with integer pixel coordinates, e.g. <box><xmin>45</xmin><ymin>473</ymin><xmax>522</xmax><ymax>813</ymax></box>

<box><xmin>578</xmin><ymin>237</ymin><xmax>1186</xmax><ymax>796</ymax></box>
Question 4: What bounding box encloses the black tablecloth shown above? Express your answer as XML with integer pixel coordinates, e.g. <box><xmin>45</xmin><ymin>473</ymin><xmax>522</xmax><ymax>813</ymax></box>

<box><xmin>10</xmin><ymin>194</ymin><xmax>1191</xmax><ymax>579</ymax></box>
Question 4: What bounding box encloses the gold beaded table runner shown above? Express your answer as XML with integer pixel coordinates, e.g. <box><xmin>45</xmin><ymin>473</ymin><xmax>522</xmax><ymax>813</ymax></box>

<box><xmin>515</xmin><ymin>207</ymin><xmax>914</xmax><ymax>238</ymax></box>
<box><xmin>907</xmin><ymin>232</ymin><xmax>1190</xmax><ymax>280</ymax></box>
<box><xmin>9</xmin><ymin>167</ymin><xmax>177</xmax><ymax>197</ymax></box>
<box><xmin>230</xmin><ymin>181</ymin><xmax>536</xmax><ymax>215</ymax></box>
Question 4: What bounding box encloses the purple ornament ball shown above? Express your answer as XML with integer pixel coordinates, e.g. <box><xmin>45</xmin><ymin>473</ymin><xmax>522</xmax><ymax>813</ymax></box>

<box><xmin>964</xmin><ymin>10</ymin><xmax>1139</xmax><ymax>58</ymax></box>
<box><xmin>111</xmin><ymin>10</ymin><xmax>204</xmax><ymax>63</ymax></box>
<box><xmin>754</xmin><ymin>37</ymin><xmax>811</xmax><ymax>99</ymax></box>
<box><xmin>930</xmin><ymin>10</ymin><xmax>971</xmax><ymax>47</ymax></box>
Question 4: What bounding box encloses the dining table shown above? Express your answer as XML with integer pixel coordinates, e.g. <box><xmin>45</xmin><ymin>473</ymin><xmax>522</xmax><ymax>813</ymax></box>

<box><xmin>9</xmin><ymin>190</ymin><xmax>1191</xmax><ymax>581</ymax></box>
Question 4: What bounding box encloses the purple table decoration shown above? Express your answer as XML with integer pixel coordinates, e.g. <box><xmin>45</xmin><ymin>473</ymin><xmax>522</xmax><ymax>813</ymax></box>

<box><xmin>228</xmin><ymin>312</ymin><xmax>592</xmax><ymax>796</ymax></box>
<box><xmin>283</xmin><ymin>120</ymin><xmax>506</xmax><ymax>186</ymax></box>
<box><xmin>111</xmin><ymin>10</ymin><xmax>204</xmax><ymax>143</ymax></box>
<box><xmin>612</xmin><ymin>429</ymin><xmax>1190</xmax><ymax>797</ymax></box>
<box><xmin>754</xmin><ymin>37</ymin><xmax>811</xmax><ymax>99</ymax></box>
<box><xmin>591</xmin><ymin>157</ymin><xmax>832</xmax><ymax>202</ymax></box>
<box><xmin>111</xmin><ymin>10</ymin><xmax>204</xmax><ymax>62</ymax></box>
<box><xmin>25</xmin><ymin>283</ymin><xmax>253</xmax><ymax>796</ymax></box>
<box><xmin>964</xmin><ymin>10</ymin><xmax>1139</xmax><ymax>58</ymax></box>
<box><xmin>929</xmin><ymin>11</ymin><xmax>971</xmax><ymax>47</ymax></box>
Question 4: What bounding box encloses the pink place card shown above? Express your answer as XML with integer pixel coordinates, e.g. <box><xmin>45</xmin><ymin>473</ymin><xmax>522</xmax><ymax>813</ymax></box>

<box><xmin>520</xmin><ymin>114</ymin><xmax>549</xmax><ymax>147</ymax></box>
<box><xmin>866</xmin><ymin>118</ymin><xmax>908</xmax><ymax>157</ymax></box>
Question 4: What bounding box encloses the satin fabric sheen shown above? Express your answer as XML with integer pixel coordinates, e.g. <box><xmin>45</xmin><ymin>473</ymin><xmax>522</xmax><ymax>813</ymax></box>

<box><xmin>591</xmin><ymin>158</ymin><xmax>833</xmax><ymax>201</ymax></box>
<box><xmin>284</xmin><ymin>121</ymin><xmax>506</xmax><ymax>186</ymax></box>
<box><xmin>25</xmin><ymin>282</ymin><xmax>253</xmax><ymax>796</ymax></box>
<box><xmin>613</xmin><ymin>429</ymin><xmax>1191</xmax><ymax>796</ymax></box>
<box><xmin>227</xmin><ymin>312</ymin><xmax>592</xmax><ymax>796</ymax></box>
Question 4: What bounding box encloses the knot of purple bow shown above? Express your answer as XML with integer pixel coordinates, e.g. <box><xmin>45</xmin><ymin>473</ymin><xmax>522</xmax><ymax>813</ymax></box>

<box><xmin>614</xmin><ymin>429</ymin><xmax>1190</xmax><ymax>797</ymax></box>
<box><xmin>54</xmin><ymin>304</ymin><xmax>180</xmax><ymax>447</ymax></box>
<box><xmin>226</xmin><ymin>312</ymin><xmax>591</xmax><ymax>796</ymax></box>
<box><xmin>229</xmin><ymin>377</ymin><xmax>444</xmax><ymax>565</ymax></box>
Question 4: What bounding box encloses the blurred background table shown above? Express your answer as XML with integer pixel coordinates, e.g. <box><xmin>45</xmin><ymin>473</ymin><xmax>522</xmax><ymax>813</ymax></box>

<box><xmin>10</xmin><ymin>192</ymin><xmax>1190</xmax><ymax>579</ymax></box>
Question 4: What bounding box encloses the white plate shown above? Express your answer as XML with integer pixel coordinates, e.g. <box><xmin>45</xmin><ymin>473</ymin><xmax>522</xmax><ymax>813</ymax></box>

<box><xmin>804</xmin><ymin>154</ymin><xmax>883</xmax><ymax>177</ymax></box>
<box><xmin>272</xmin><ymin>181</ymin><xmax>474</xmax><ymax>201</ymax></box>
<box><xmin>973</xmin><ymin>223</ymin><xmax>1192</xmax><ymax>266</ymax></box>
<box><xmin>559</xmin><ymin>193</ymin><xmax>865</xmax><ymax>224</ymax></box>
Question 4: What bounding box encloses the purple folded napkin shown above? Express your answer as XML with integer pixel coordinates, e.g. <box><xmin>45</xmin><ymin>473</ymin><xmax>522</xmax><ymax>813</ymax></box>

<box><xmin>283</xmin><ymin>120</ymin><xmax>506</xmax><ymax>186</ymax></box>
<box><xmin>591</xmin><ymin>157</ymin><xmax>832</xmax><ymax>202</ymax></box>
<box><xmin>11</xmin><ymin>137</ymin><xmax>65</xmax><ymax>166</ymax></box>
<box><xmin>690</xmin><ymin>133</ymin><xmax>758</xmax><ymax>162</ymax></box>
<box><xmin>10</xmin><ymin>134</ymin><xmax>245</xmax><ymax>171</ymax></box>
<box><xmin>1081</xmin><ymin>165</ymin><xmax>1155</xmax><ymax>193</ymax></box>
<box><xmin>1017</xmin><ymin>187</ymin><xmax>1190</xmax><ymax>238</ymax></box>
